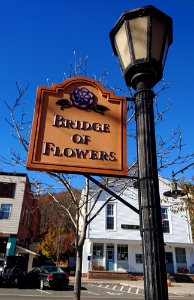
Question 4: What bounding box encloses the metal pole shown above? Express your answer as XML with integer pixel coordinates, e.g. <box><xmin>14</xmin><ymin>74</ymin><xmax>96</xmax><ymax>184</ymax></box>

<box><xmin>134</xmin><ymin>84</ymin><xmax>168</xmax><ymax>300</ymax></box>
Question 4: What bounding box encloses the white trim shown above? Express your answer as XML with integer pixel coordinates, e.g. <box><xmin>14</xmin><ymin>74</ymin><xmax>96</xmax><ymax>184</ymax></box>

<box><xmin>165</xmin><ymin>242</ymin><xmax>194</xmax><ymax>248</ymax></box>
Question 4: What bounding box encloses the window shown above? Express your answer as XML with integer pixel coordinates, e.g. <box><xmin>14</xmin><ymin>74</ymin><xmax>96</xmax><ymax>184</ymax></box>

<box><xmin>117</xmin><ymin>245</ymin><xmax>128</xmax><ymax>270</ymax></box>
<box><xmin>21</xmin><ymin>208</ymin><xmax>26</xmax><ymax>225</ymax></box>
<box><xmin>92</xmin><ymin>243</ymin><xmax>104</xmax><ymax>270</ymax></box>
<box><xmin>0</xmin><ymin>183</ymin><xmax>16</xmax><ymax>198</ymax></box>
<box><xmin>136</xmin><ymin>254</ymin><xmax>143</xmax><ymax>264</ymax></box>
<box><xmin>106</xmin><ymin>203</ymin><xmax>115</xmax><ymax>230</ymax></box>
<box><xmin>117</xmin><ymin>245</ymin><xmax>128</xmax><ymax>260</ymax></box>
<box><xmin>0</xmin><ymin>204</ymin><xmax>12</xmax><ymax>219</ymax></box>
<box><xmin>161</xmin><ymin>207</ymin><xmax>170</xmax><ymax>233</ymax></box>
<box><xmin>93</xmin><ymin>244</ymin><xmax>104</xmax><ymax>259</ymax></box>
<box><xmin>175</xmin><ymin>248</ymin><xmax>186</xmax><ymax>264</ymax></box>
<box><xmin>26</xmin><ymin>212</ymin><xmax>32</xmax><ymax>229</ymax></box>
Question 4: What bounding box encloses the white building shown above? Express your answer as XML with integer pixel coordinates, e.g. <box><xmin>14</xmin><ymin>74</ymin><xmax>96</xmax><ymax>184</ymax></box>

<box><xmin>82</xmin><ymin>174</ymin><xmax>194</xmax><ymax>276</ymax></box>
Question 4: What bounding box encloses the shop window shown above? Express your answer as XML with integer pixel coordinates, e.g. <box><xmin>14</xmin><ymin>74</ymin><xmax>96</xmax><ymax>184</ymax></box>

<box><xmin>93</xmin><ymin>243</ymin><xmax>104</xmax><ymax>259</ymax></box>
<box><xmin>0</xmin><ymin>183</ymin><xmax>16</xmax><ymax>198</ymax></box>
<box><xmin>0</xmin><ymin>204</ymin><xmax>12</xmax><ymax>219</ymax></box>
<box><xmin>117</xmin><ymin>245</ymin><xmax>128</xmax><ymax>270</ymax></box>
<box><xmin>92</xmin><ymin>243</ymin><xmax>104</xmax><ymax>270</ymax></box>
<box><xmin>175</xmin><ymin>247</ymin><xmax>186</xmax><ymax>264</ymax></box>
<box><xmin>136</xmin><ymin>254</ymin><xmax>143</xmax><ymax>264</ymax></box>
<box><xmin>161</xmin><ymin>207</ymin><xmax>170</xmax><ymax>233</ymax></box>
<box><xmin>117</xmin><ymin>245</ymin><xmax>128</xmax><ymax>260</ymax></box>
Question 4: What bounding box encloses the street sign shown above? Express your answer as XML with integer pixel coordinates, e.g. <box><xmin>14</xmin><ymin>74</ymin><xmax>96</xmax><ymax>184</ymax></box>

<box><xmin>121</xmin><ymin>224</ymin><xmax>140</xmax><ymax>230</ymax></box>
<box><xmin>27</xmin><ymin>77</ymin><xmax>127</xmax><ymax>176</ymax></box>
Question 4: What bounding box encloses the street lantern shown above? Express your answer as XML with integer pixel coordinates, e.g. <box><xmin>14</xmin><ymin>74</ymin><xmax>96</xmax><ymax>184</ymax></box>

<box><xmin>163</xmin><ymin>176</ymin><xmax>187</xmax><ymax>198</ymax></box>
<box><xmin>110</xmin><ymin>5</ymin><xmax>173</xmax><ymax>300</ymax></box>
<box><xmin>110</xmin><ymin>5</ymin><xmax>172</xmax><ymax>89</ymax></box>
<box><xmin>163</xmin><ymin>163</ymin><xmax>194</xmax><ymax>198</ymax></box>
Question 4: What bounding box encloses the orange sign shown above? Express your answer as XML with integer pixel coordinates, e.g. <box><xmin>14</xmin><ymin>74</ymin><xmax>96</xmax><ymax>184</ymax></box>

<box><xmin>27</xmin><ymin>77</ymin><xmax>127</xmax><ymax>176</ymax></box>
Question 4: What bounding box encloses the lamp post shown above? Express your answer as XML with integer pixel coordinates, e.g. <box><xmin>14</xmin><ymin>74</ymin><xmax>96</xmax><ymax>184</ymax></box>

<box><xmin>110</xmin><ymin>6</ymin><xmax>173</xmax><ymax>300</ymax></box>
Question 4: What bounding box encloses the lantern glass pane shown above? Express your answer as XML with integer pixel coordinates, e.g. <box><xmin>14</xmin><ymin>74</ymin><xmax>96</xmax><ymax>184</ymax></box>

<box><xmin>162</xmin><ymin>32</ymin><xmax>170</xmax><ymax>67</ymax></box>
<box><xmin>129</xmin><ymin>16</ymin><xmax>148</xmax><ymax>60</ymax></box>
<box><xmin>115</xmin><ymin>23</ymin><xmax>131</xmax><ymax>70</ymax></box>
<box><xmin>151</xmin><ymin>16</ymin><xmax>166</xmax><ymax>62</ymax></box>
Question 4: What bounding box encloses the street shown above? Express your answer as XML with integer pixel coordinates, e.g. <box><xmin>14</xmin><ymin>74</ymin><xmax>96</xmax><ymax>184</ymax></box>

<box><xmin>0</xmin><ymin>283</ymin><xmax>191</xmax><ymax>300</ymax></box>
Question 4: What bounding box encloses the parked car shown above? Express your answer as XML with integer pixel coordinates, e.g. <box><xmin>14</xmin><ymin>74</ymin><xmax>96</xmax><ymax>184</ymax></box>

<box><xmin>25</xmin><ymin>266</ymin><xmax>69</xmax><ymax>290</ymax></box>
<box><xmin>0</xmin><ymin>258</ymin><xmax>5</xmax><ymax>275</ymax></box>
<box><xmin>0</xmin><ymin>256</ymin><xmax>28</xmax><ymax>287</ymax></box>
<box><xmin>32</xmin><ymin>256</ymin><xmax>56</xmax><ymax>268</ymax></box>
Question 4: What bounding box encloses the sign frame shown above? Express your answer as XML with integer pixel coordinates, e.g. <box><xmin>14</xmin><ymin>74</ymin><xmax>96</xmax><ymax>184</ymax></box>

<box><xmin>27</xmin><ymin>76</ymin><xmax>127</xmax><ymax>176</ymax></box>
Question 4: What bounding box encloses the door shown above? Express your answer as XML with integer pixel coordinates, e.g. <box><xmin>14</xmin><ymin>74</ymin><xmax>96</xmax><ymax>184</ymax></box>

<box><xmin>106</xmin><ymin>247</ymin><xmax>114</xmax><ymax>271</ymax></box>
<box><xmin>165</xmin><ymin>252</ymin><xmax>174</xmax><ymax>274</ymax></box>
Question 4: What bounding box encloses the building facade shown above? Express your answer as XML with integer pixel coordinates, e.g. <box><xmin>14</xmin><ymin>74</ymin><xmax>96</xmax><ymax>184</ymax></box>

<box><xmin>0</xmin><ymin>172</ymin><xmax>40</xmax><ymax>261</ymax></box>
<box><xmin>82</xmin><ymin>175</ymin><xmax>194</xmax><ymax>275</ymax></box>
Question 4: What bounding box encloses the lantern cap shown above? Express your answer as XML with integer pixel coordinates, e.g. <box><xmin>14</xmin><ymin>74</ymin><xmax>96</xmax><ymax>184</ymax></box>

<box><xmin>110</xmin><ymin>5</ymin><xmax>173</xmax><ymax>55</ymax></box>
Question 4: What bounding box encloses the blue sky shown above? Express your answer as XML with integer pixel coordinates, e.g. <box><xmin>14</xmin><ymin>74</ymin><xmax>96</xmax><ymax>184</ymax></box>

<box><xmin>0</xmin><ymin>0</ymin><xmax>194</xmax><ymax>188</ymax></box>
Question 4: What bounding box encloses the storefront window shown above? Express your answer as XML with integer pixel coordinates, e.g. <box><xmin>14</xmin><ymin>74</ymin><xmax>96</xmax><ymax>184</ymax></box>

<box><xmin>117</xmin><ymin>244</ymin><xmax>128</xmax><ymax>270</ymax></box>
<box><xmin>175</xmin><ymin>247</ymin><xmax>187</xmax><ymax>272</ymax></box>
<box><xmin>92</xmin><ymin>243</ymin><xmax>104</xmax><ymax>270</ymax></box>
<box><xmin>117</xmin><ymin>245</ymin><xmax>128</xmax><ymax>260</ymax></box>
<box><xmin>175</xmin><ymin>247</ymin><xmax>186</xmax><ymax>263</ymax></box>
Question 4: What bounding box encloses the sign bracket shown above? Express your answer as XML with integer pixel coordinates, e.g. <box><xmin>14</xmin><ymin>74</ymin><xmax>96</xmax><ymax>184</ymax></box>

<box><xmin>86</xmin><ymin>175</ymin><xmax>139</xmax><ymax>214</ymax></box>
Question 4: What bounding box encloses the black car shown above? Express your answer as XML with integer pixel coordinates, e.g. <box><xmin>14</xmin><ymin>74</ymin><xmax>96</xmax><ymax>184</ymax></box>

<box><xmin>0</xmin><ymin>258</ymin><xmax>5</xmax><ymax>275</ymax></box>
<box><xmin>25</xmin><ymin>266</ymin><xmax>69</xmax><ymax>290</ymax></box>
<box><xmin>0</xmin><ymin>256</ymin><xmax>28</xmax><ymax>286</ymax></box>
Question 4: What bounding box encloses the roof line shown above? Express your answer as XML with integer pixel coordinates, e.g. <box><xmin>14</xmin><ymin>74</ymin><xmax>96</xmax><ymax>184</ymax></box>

<box><xmin>0</xmin><ymin>172</ymin><xmax>27</xmax><ymax>177</ymax></box>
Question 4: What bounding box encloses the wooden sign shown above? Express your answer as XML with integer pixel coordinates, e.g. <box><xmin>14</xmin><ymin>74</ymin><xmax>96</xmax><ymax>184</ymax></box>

<box><xmin>27</xmin><ymin>77</ymin><xmax>127</xmax><ymax>176</ymax></box>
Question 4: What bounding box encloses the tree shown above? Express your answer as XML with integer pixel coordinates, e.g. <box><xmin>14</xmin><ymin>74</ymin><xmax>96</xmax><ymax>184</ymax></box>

<box><xmin>179</xmin><ymin>181</ymin><xmax>194</xmax><ymax>240</ymax></box>
<box><xmin>40</xmin><ymin>228</ymin><xmax>75</xmax><ymax>264</ymax></box>
<box><xmin>38</xmin><ymin>191</ymin><xmax>78</xmax><ymax>234</ymax></box>
<box><xmin>44</xmin><ymin>175</ymin><xmax>119</xmax><ymax>299</ymax></box>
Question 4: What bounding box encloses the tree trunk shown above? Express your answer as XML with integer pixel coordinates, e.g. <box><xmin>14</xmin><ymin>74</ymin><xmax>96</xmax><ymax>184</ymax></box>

<box><xmin>74</xmin><ymin>245</ymin><xmax>83</xmax><ymax>300</ymax></box>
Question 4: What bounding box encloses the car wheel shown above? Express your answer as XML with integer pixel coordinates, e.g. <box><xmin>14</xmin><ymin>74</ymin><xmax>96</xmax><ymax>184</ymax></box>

<box><xmin>40</xmin><ymin>279</ymin><xmax>45</xmax><ymax>290</ymax></box>
<box><xmin>12</xmin><ymin>266</ymin><xmax>22</xmax><ymax>276</ymax></box>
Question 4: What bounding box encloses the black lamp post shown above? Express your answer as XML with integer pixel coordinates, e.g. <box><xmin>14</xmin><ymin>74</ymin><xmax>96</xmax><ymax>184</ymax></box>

<box><xmin>110</xmin><ymin>5</ymin><xmax>173</xmax><ymax>300</ymax></box>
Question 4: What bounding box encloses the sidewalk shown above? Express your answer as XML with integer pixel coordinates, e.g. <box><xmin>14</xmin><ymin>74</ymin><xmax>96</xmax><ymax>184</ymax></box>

<box><xmin>70</xmin><ymin>277</ymin><xmax>194</xmax><ymax>296</ymax></box>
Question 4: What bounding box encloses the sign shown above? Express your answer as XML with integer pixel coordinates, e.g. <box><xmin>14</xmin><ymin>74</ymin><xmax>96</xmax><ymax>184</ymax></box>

<box><xmin>27</xmin><ymin>77</ymin><xmax>127</xmax><ymax>176</ymax></box>
<box><xmin>121</xmin><ymin>224</ymin><xmax>140</xmax><ymax>230</ymax></box>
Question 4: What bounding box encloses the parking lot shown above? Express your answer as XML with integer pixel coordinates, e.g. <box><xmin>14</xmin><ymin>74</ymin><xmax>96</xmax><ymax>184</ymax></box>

<box><xmin>0</xmin><ymin>283</ymin><xmax>191</xmax><ymax>300</ymax></box>
<box><xmin>0</xmin><ymin>283</ymin><xmax>144</xmax><ymax>299</ymax></box>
